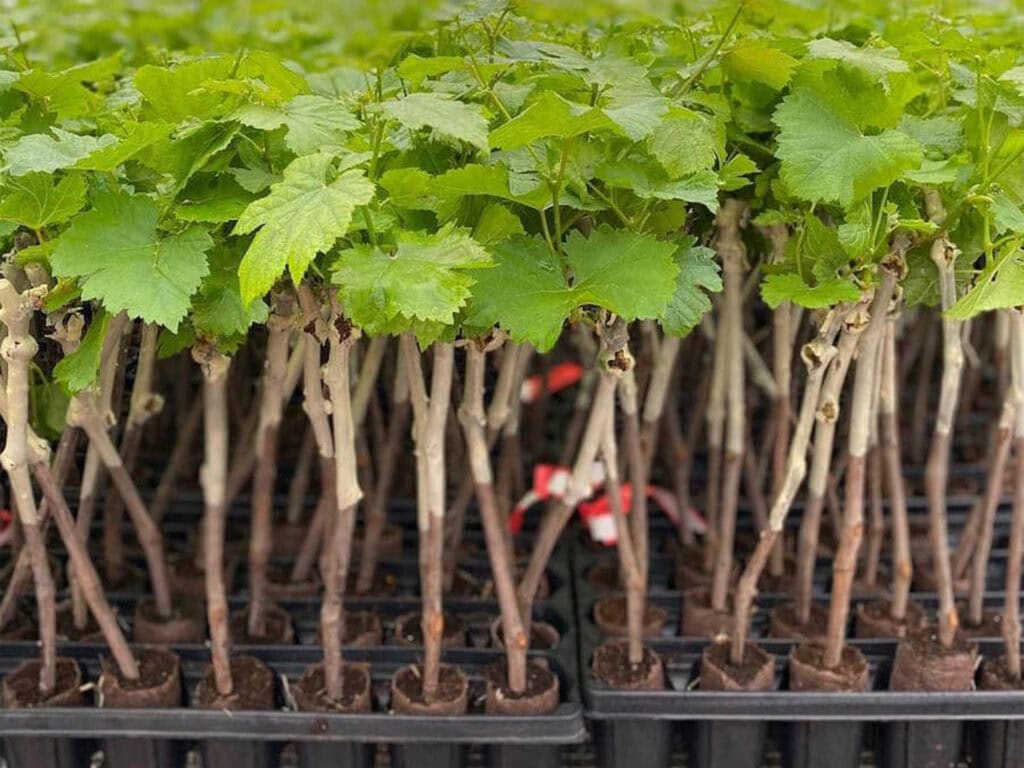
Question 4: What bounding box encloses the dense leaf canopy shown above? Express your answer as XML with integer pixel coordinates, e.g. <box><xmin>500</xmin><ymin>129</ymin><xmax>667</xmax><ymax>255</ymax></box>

<box><xmin>1</xmin><ymin>0</ymin><xmax>1023</xmax><ymax>387</ymax></box>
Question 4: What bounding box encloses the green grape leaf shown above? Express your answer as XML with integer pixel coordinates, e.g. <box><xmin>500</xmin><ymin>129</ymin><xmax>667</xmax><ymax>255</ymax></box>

<box><xmin>235</xmin><ymin>94</ymin><xmax>360</xmax><ymax>154</ymax></box>
<box><xmin>14</xmin><ymin>54</ymin><xmax>122</xmax><ymax>120</ymax></box>
<box><xmin>774</xmin><ymin>85</ymin><xmax>921</xmax><ymax>205</ymax></box>
<box><xmin>192</xmin><ymin>247</ymin><xmax>269</xmax><ymax>338</ymax></box>
<box><xmin>490</xmin><ymin>91</ymin><xmax>613</xmax><ymax>150</ymax></box>
<box><xmin>648</xmin><ymin>107</ymin><xmax>723</xmax><ymax>176</ymax></box>
<box><xmin>991</xmin><ymin>193</ymin><xmax>1024</xmax><ymax>235</ymax></box>
<box><xmin>30</xmin><ymin>375</ymin><xmax>70</xmax><ymax>442</ymax></box>
<box><xmin>72</xmin><ymin>122</ymin><xmax>174</xmax><ymax>172</ymax></box>
<box><xmin>723</xmin><ymin>40</ymin><xmax>798</xmax><ymax>90</ymax></box>
<box><xmin>467</xmin><ymin>227</ymin><xmax>679</xmax><ymax>351</ymax></box>
<box><xmin>947</xmin><ymin>243</ymin><xmax>1024</xmax><ymax>319</ymax></box>
<box><xmin>333</xmin><ymin>225</ymin><xmax>492</xmax><ymax>331</ymax></box>
<box><xmin>761</xmin><ymin>273</ymin><xmax>861</xmax><ymax>309</ymax></box>
<box><xmin>805</xmin><ymin>39</ymin><xmax>909</xmax><ymax>83</ymax></box>
<box><xmin>473</xmin><ymin>204</ymin><xmax>524</xmax><ymax>245</ymax></box>
<box><xmin>898</xmin><ymin>115</ymin><xmax>964</xmax><ymax>155</ymax></box>
<box><xmin>805</xmin><ymin>214</ymin><xmax>850</xmax><ymax>281</ymax></box>
<box><xmin>382</xmin><ymin>92</ymin><xmax>489</xmax><ymax>151</ymax></box>
<box><xmin>0</xmin><ymin>173</ymin><xmax>87</xmax><ymax>229</ymax></box>
<box><xmin>53</xmin><ymin>310</ymin><xmax>108</xmax><ymax>394</ymax></box>
<box><xmin>51</xmin><ymin>193</ymin><xmax>212</xmax><ymax>331</ymax></box>
<box><xmin>235</xmin><ymin>152</ymin><xmax>374</xmax><ymax>303</ymax></box>
<box><xmin>176</xmin><ymin>175</ymin><xmax>254</xmax><ymax>223</ymax></box>
<box><xmin>465</xmin><ymin>236</ymin><xmax>577</xmax><ymax>351</ymax></box>
<box><xmin>3</xmin><ymin>129</ymin><xmax>118</xmax><ymax>176</ymax></box>
<box><xmin>661</xmin><ymin>241</ymin><xmax>722</xmax><ymax>337</ymax></box>
<box><xmin>134</xmin><ymin>57</ymin><xmax>236</xmax><ymax>122</ymax></box>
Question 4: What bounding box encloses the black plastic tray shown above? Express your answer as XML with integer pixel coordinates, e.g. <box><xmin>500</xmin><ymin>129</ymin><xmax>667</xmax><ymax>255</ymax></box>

<box><xmin>579</xmin><ymin>637</ymin><xmax>1023</xmax><ymax>768</ymax></box>
<box><xmin>1</xmin><ymin>644</ymin><xmax>587</xmax><ymax>768</ymax></box>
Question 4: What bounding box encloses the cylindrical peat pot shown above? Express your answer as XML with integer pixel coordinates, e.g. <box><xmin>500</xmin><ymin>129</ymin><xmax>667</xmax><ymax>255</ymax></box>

<box><xmin>1</xmin><ymin>657</ymin><xmax>88</xmax><ymax>768</ymax></box>
<box><xmin>193</xmin><ymin>654</ymin><xmax>279</xmax><ymax>768</ymax></box>
<box><xmin>98</xmin><ymin>646</ymin><xmax>185</xmax><ymax>768</ymax></box>
<box><xmin>974</xmin><ymin>655</ymin><xmax>1024</xmax><ymax>768</ymax></box>
<box><xmin>388</xmin><ymin>663</ymin><xmax>469</xmax><ymax>768</ymax></box>
<box><xmin>292</xmin><ymin>662</ymin><xmax>374</xmax><ymax>768</ymax></box>
<box><xmin>482</xmin><ymin>658</ymin><xmax>562</xmax><ymax>768</ymax></box>
<box><xmin>781</xmin><ymin>643</ymin><xmax>870</xmax><ymax>768</ymax></box>
<box><xmin>880</xmin><ymin>632</ymin><xmax>978</xmax><ymax>768</ymax></box>
<box><xmin>692</xmin><ymin>640</ymin><xmax>775</xmax><ymax>768</ymax></box>
<box><xmin>590</xmin><ymin>640</ymin><xmax>672</xmax><ymax>768</ymax></box>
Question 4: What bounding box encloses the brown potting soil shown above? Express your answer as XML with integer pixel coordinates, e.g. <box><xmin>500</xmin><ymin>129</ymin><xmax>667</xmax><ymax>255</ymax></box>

<box><xmin>768</xmin><ymin>601</ymin><xmax>829</xmax><ymax>641</ymax></box>
<box><xmin>134</xmin><ymin>595</ymin><xmax>205</xmax><ymax>644</ymax></box>
<box><xmin>788</xmin><ymin>643</ymin><xmax>870</xmax><ymax>692</ymax></box>
<box><xmin>490</xmin><ymin>617</ymin><xmax>559</xmax><ymax>650</ymax></box>
<box><xmin>854</xmin><ymin>598</ymin><xmax>928</xmax><ymax>639</ymax></box>
<box><xmin>593</xmin><ymin>594</ymin><xmax>667</xmax><ymax>638</ymax></box>
<box><xmin>484</xmin><ymin>659</ymin><xmax>560</xmax><ymax>714</ymax></box>
<box><xmin>591</xmin><ymin>639</ymin><xmax>665</xmax><ymax>690</ymax></box>
<box><xmin>680</xmin><ymin>588</ymin><xmax>736</xmax><ymax>638</ymax></box>
<box><xmin>979</xmin><ymin>656</ymin><xmax>1024</xmax><ymax>691</ymax></box>
<box><xmin>2</xmin><ymin>657</ymin><xmax>84</xmax><ymax>708</ymax></box>
<box><xmin>195</xmin><ymin>654</ymin><xmax>275</xmax><ymax>710</ymax></box>
<box><xmin>229</xmin><ymin>604</ymin><xmax>295</xmax><ymax>644</ymax></box>
<box><xmin>394</xmin><ymin>612</ymin><xmax>466</xmax><ymax>647</ymax></box>
<box><xmin>956</xmin><ymin>606</ymin><xmax>1003</xmax><ymax>639</ymax></box>
<box><xmin>391</xmin><ymin>664</ymin><xmax>468</xmax><ymax>714</ymax></box>
<box><xmin>699</xmin><ymin>640</ymin><xmax>775</xmax><ymax>691</ymax></box>
<box><xmin>293</xmin><ymin>663</ymin><xmax>372</xmax><ymax>712</ymax></box>
<box><xmin>56</xmin><ymin>603</ymin><xmax>103</xmax><ymax>641</ymax></box>
<box><xmin>99</xmin><ymin>647</ymin><xmax>181</xmax><ymax>708</ymax></box>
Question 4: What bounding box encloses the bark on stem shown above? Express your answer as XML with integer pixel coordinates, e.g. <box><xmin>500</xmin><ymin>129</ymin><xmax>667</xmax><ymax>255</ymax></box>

<box><xmin>1004</xmin><ymin>311</ymin><xmax>1023</xmax><ymax>680</ymax></box>
<box><xmin>321</xmin><ymin>298</ymin><xmax>362</xmax><ymax>701</ymax></box>
<box><xmin>703</xmin><ymin>312</ymin><xmax>727</xmax><ymax>574</ymax></box>
<box><xmin>600</xmin><ymin>409</ymin><xmax>646</xmax><ymax>665</ymax></box>
<box><xmin>285</xmin><ymin>427</ymin><xmax>316</xmax><ymax>526</ymax></box>
<box><xmin>247</xmin><ymin>293</ymin><xmax>295</xmax><ymax>637</ymax></box>
<box><xmin>710</xmin><ymin>200</ymin><xmax>746</xmax><ymax>614</ymax></box>
<box><xmin>100</xmin><ymin>323</ymin><xmax>162</xmax><ymax>583</ymax></box>
<box><xmin>195</xmin><ymin>348</ymin><xmax>233</xmax><ymax>697</ymax></box>
<box><xmin>795</xmin><ymin>320</ymin><xmax>862</xmax><ymax>625</ymax></box>
<box><xmin>824</xmin><ymin>268</ymin><xmax>897</xmax><ymax>669</ymax></box>
<box><xmin>0</xmin><ymin>279</ymin><xmax>56</xmax><ymax>694</ymax></box>
<box><xmin>150</xmin><ymin>397</ymin><xmax>202</xmax><ymax>523</ymax></box>
<box><xmin>965</xmin><ymin>311</ymin><xmax>1018</xmax><ymax>628</ymax></box>
<box><xmin>862</xmin><ymin>332</ymin><xmax>886</xmax><ymax>588</ymax></box>
<box><xmin>401</xmin><ymin>333</ymin><xmax>453</xmax><ymax>702</ymax></box>
<box><xmin>70</xmin><ymin>391</ymin><xmax>173</xmax><ymax>619</ymax></box>
<box><xmin>459</xmin><ymin>340</ymin><xmax>528</xmax><ymax>692</ymax></box>
<box><xmin>880</xmin><ymin>320</ymin><xmax>913</xmax><ymax>621</ymax></box>
<box><xmin>924</xmin><ymin>235</ymin><xmax>964</xmax><ymax>647</ymax></box>
<box><xmin>730</xmin><ymin>309</ymin><xmax>844</xmax><ymax>663</ymax></box>
<box><xmin>517</xmin><ymin>318</ymin><xmax>629</xmax><ymax>627</ymax></box>
<box><xmin>354</xmin><ymin>367</ymin><xmax>409</xmax><ymax>594</ymax></box>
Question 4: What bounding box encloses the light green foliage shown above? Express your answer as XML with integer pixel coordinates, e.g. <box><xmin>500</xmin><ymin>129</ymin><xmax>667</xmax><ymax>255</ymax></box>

<box><xmin>235</xmin><ymin>153</ymin><xmax>374</xmax><ymax>303</ymax></box>
<box><xmin>382</xmin><ymin>92</ymin><xmax>490</xmax><ymax>151</ymax></box>
<box><xmin>333</xmin><ymin>225</ymin><xmax>492</xmax><ymax>335</ymax></box>
<box><xmin>468</xmin><ymin>228</ymin><xmax>679</xmax><ymax>351</ymax></box>
<box><xmin>0</xmin><ymin>173</ymin><xmax>86</xmax><ymax>229</ymax></box>
<box><xmin>51</xmin><ymin>193</ymin><xmax>212</xmax><ymax>331</ymax></box>
<box><xmin>774</xmin><ymin>83</ymin><xmax>921</xmax><ymax>206</ymax></box>
<box><xmin>3</xmin><ymin>129</ymin><xmax>117</xmax><ymax>176</ymax></box>
<box><xmin>52</xmin><ymin>310</ymin><xmax>108</xmax><ymax>393</ymax></box>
